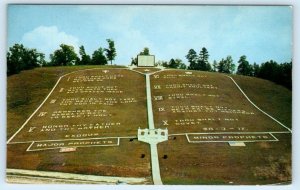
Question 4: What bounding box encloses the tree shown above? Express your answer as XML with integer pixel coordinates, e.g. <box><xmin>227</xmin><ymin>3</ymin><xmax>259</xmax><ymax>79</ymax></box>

<box><xmin>252</xmin><ymin>62</ymin><xmax>260</xmax><ymax>77</ymax></box>
<box><xmin>78</xmin><ymin>45</ymin><xmax>91</xmax><ymax>65</ymax></box>
<box><xmin>212</xmin><ymin>60</ymin><xmax>218</xmax><ymax>72</ymax></box>
<box><xmin>50</xmin><ymin>44</ymin><xmax>78</xmax><ymax>66</ymax></box>
<box><xmin>21</xmin><ymin>48</ymin><xmax>40</xmax><ymax>69</ymax></box>
<box><xmin>227</xmin><ymin>56</ymin><xmax>236</xmax><ymax>74</ymax></box>
<box><xmin>187</xmin><ymin>47</ymin><xmax>211</xmax><ymax>71</ymax></box>
<box><xmin>161</xmin><ymin>58</ymin><xmax>186</xmax><ymax>69</ymax></box>
<box><xmin>132</xmin><ymin>47</ymin><xmax>151</xmax><ymax>65</ymax></box>
<box><xmin>92</xmin><ymin>47</ymin><xmax>107</xmax><ymax>65</ymax></box>
<box><xmin>140</xmin><ymin>47</ymin><xmax>150</xmax><ymax>55</ymax></box>
<box><xmin>175</xmin><ymin>59</ymin><xmax>186</xmax><ymax>69</ymax></box>
<box><xmin>104</xmin><ymin>39</ymin><xmax>117</xmax><ymax>65</ymax></box>
<box><xmin>156</xmin><ymin>60</ymin><xmax>168</xmax><ymax>67</ymax></box>
<box><xmin>217</xmin><ymin>58</ymin><xmax>226</xmax><ymax>73</ymax></box>
<box><xmin>217</xmin><ymin>56</ymin><xmax>235</xmax><ymax>74</ymax></box>
<box><xmin>7</xmin><ymin>44</ymin><xmax>43</xmax><ymax>75</ymax></box>
<box><xmin>198</xmin><ymin>47</ymin><xmax>211</xmax><ymax>71</ymax></box>
<box><xmin>131</xmin><ymin>57</ymin><xmax>137</xmax><ymax>66</ymax></box>
<box><xmin>278</xmin><ymin>61</ymin><xmax>292</xmax><ymax>89</ymax></box>
<box><xmin>162</xmin><ymin>61</ymin><xmax>169</xmax><ymax>68</ymax></box>
<box><xmin>258</xmin><ymin>60</ymin><xmax>279</xmax><ymax>82</ymax></box>
<box><xmin>179</xmin><ymin>62</ymin><xmax>187</xmax><ymax>69</ymax></box>
<box><xmin>206</xmin><ymin>62</ymin><xmax>212</xmax><ymax>71</ymax></box>
<box><xmin>199</xmin><ymin>47</ymin><xmax>209</xmax><ymax>63</ymax></box>
<box><xmin>7</xmin><ymin>44</ymin><xmax>25</xmax><ymax>75</ymax></box>
<box><xmin>168</xmin><ymin>58</ymin><xmax>176</xmax><ymax>68</ymax></box>
<box><xmin>256</xmin><ymin>60</ymin><xmax>292</xmax><ymax>90</ymax></box>
<box><xmin>237</xmin><ymin>55</ymin><xmax>253</xmax><ymax>76</ymax></box>
<box><xmin>186</xmin><ymin>49</ymin><xmax>197</xmax><ymax>70</ymax></box>
<box><xmin>37</xmin><ymin>53</ymin><xmax>47</xmax><ymax>66</ymax></box>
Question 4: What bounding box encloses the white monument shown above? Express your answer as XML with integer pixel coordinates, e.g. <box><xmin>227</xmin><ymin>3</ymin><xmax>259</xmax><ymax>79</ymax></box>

<box><xmin>137</xmin><ymin>128</ymin><xmax>168</xmax><ymax>144</ymax></box>
<box><xmin>137</xmin><ymin>55</ymin><xmax>155</xmax><ymax>67</ymax></box>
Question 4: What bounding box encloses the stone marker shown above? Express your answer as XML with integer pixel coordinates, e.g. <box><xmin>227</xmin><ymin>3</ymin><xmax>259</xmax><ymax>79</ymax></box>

<box><xmin>228</xmin><ymin>142</ymin><xmax>246</xmax><ymax>147</ymax></box>
<box><xmin>59</xmin><ymin>147</ymin><xmax>77</xmax><ymax>152</ymax></box>
<box><xmin>137</xmin><ymin>55</ymin><xmax>155</xmax><ymax>67</ymax></box>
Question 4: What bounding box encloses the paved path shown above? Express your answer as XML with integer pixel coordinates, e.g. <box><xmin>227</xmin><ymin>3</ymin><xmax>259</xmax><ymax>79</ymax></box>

<box><xmin>145</xmin><ymin>74</ymin><xmax>163</xmax><ymax>185</ymax></box>
<box><xmin>149</xmin><ymin>142</ymin><xmax>162</xmax><ymax>185</ymax></box>
<box><xmin>146</xmin><ymin>74</ymin><xmax>155</xmax><ymax>130</ymax></box>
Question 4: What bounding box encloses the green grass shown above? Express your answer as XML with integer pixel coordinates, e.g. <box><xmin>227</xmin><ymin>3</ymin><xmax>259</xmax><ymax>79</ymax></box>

<box><xmin>151</xmin><ymin>70</ymin><xmax>291</xmax><ymax>134</ymax></box>
<box><xmin>152</xmin><ymin>70</ymin><xmax>291</xmax><ymax>185</ymax></box>
<box><xmin>231</xmin><ymin>74</ymin><xmax>291</xmax><ymax>128</ymax></box>
<box><xmin>9</xmin><ymin>68</ymin><xmax>147</xmax><ymax>142</ymax></box>
<box><xmin>7</xmin><ymin>65</ymin><xmax>152</xmax><ymax>179</ymax></box>
<box><xmin>7</xmin><ymin>67</ymin><xmax>291</xmax><ymax>184</ymax></box>
<box><xmin>7</xmin><ymin>65</ymin><xmax>126</xmax><ymax>139</ymax></box>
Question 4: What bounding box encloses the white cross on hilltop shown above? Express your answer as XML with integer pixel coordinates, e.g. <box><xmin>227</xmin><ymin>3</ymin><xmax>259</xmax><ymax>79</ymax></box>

<box><xmin>103</xmin><ymin>70</ymin><xmax>109</xmax><ymax>73</ymax></box>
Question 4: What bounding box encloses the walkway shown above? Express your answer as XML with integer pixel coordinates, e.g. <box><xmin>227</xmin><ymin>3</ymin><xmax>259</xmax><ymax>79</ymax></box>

<box><xmin>145</xmin><ymin>74</ymin><xmax>163</xmax><ymax>185</ymax></box>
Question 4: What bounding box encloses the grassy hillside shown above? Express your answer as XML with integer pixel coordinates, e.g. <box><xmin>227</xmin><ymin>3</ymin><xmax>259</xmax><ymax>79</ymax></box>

<box><xmin>151</xmin><ymin>70</ymin><xmax>290</xmax><ymax>134</ymax></box>
<box><xmin>7</xmin><ymin>65</ymin><xmax>152</xmax><ymax>180</ymax></box>
<box><xmin>7</xmin><ymin>67</ymin><xmax>291</xmax><ymax>184</ymax></box>
<box><xmin>7</xmin><ymin>65</ymin><xmax>125</xmax><ymax>139</ymax></box>
<box><xmin>231</xmin><ymin>74</ymin><xmax>292</xmax><ymax>129</ymax></box>
<box><xmin>8</xmin><ymin>67</ymin><xmax>291</xmax><ymax>138</ymax></box>
<box><xmin>148</xmin><ymin>69</ymin><xmax>291</xmax><ymax>185</ymax></box>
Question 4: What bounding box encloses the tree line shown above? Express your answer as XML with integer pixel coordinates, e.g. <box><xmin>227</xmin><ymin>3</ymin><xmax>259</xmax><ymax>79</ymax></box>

<box><xmin>156</xmin><ymin>47</ymin><xmax>291</xmax><ymax>90</ymax></box>
<box><xmin>7</xmin><ymin>43</ymin><xmax>291</xmax><ymax>90</ymax></box>
<box><xmin>184</xmin><ymin>47</ymin><xmax>292</xmax><ymax>90</ymax></box>
<box><xmin>7</xmin><ymin>39</ymin><xmax>116</xmax><ymax>75</ymax></box>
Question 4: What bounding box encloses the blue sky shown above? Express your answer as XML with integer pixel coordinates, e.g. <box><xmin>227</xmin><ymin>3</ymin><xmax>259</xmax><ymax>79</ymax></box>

<box><xmin>7</xmin><ymin>5</ymin><xmax>292</xmax><ymax>66</ymax></box>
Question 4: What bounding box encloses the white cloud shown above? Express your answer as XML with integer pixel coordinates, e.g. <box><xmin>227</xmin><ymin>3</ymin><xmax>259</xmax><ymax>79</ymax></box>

<box><xmin>95</xmin><ymin>10</ymin><xmax>155</xmax><ymax>64</ymax></box>
<box><xmin>115</xmin><ymin>29</ymin><xmax>155</xmax><ymax>64</ymax></box>
<box><xmin>21</xmin><ymin>26</ymin><xmax>80</xmax><ymax>59</ymax></box>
